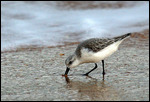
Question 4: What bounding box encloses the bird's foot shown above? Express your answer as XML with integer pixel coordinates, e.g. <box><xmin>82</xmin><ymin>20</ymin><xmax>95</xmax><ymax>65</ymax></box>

<box><xmin>102</xmin><ymin>72</ymin><xmax>106</xmax><ymax>80</ymax></box>
<box><xmin>83</xmin><ymin>73</ymin><xmax>89</xmax><ymax>76</ymax></box>
<box><xmin>102</xmin><ymin>72</ymin><xmax>106</xmax><ymax>75</ymax></box>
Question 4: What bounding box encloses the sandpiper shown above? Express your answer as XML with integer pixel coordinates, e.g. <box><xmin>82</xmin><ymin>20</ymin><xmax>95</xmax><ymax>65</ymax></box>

<box><xmin>64</xmin><ymin>33</ymin><xmax>131</xmax><ymax>80</ymax></box>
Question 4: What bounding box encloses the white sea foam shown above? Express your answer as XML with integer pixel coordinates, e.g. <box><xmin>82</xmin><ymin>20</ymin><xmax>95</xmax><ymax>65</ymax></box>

<box><xmin>1</xmin><ymin>1</ymin><xmax>149</xmax><ymax>52</ymax></box>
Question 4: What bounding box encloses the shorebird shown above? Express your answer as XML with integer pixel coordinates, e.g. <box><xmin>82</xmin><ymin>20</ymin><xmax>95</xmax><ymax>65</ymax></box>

<box><xmin>63</xmin><ymin>33</ymin><xmax>131</xmax><ymax>80</ymax></box>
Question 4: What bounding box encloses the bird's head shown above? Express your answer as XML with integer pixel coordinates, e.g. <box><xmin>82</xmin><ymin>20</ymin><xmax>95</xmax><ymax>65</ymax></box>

<box><xmin>64</xmin><ymin>54</ymin><xmax>80</xmax><ymax>75</ymax></box>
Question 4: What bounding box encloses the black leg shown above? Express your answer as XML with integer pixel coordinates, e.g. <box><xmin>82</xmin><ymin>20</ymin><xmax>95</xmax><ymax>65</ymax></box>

<box><xmin>102</xmin><ymin>60</ymin><xmax>105</xmax><ymax>80</ymax></box>
<box><xmin>84</xmin><ymin>63</ymin><xmax>97</xmax><ymax>76</ymax></box>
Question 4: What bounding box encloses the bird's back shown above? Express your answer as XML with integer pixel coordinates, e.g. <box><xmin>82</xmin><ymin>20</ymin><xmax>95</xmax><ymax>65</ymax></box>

<box><xmin>75</xmin><ymin>33</ymin><xmax>131</xmax><ymax>58</ymax></box>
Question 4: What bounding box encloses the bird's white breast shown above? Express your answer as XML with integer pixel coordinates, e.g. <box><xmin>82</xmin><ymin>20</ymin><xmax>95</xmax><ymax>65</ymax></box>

<box><xmin>80</xmin><ymin>40</ymin><xmax>123</xmax><ymax>63</ymax></box>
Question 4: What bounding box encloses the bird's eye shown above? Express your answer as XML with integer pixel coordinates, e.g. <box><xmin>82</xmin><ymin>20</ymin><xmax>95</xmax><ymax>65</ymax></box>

<box><xmin>69</xmin><ymin>61</ymin><xmax>73</xmax><ymax>65</ymax></box>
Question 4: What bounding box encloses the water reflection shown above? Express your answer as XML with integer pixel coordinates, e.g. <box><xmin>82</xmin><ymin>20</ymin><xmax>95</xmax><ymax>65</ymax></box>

<box><xmin>64</xmin><ymin>76</ymin><xmax>122</xmax><ymax>101</ymax></box>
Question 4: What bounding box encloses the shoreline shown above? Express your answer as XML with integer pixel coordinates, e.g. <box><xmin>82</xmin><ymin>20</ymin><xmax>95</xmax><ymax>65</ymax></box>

<box><xmin>1</xmin><ymin>29</ymin><xmax>149</xmax><ymax>53</ymax></box>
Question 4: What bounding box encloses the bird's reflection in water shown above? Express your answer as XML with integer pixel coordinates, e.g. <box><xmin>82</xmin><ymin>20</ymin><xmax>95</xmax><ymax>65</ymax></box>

<box><xmin>64</xmin><ymin>76</ymin><xmax>122</xmax><ymax>101</ymax></box>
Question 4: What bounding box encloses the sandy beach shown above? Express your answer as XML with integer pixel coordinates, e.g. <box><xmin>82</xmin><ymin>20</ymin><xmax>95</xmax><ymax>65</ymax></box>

<box><xmin>1</xmin><ymin>30</ymin><xmax>149</xmax><ymax>101</ymax></box>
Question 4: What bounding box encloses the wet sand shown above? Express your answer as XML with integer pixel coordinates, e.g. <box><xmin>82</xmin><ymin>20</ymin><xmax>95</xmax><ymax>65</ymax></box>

<box><xmin>1</xmin><ymin>30</ymin><xmax>149</xmax><ymax>101</ymax></box>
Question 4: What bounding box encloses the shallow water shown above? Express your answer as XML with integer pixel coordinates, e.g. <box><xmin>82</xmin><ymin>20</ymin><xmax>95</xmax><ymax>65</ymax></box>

<box><xmin>63</xmin><ymin>76</ymin><xmax>123</xmax><ymax>101</ymax></box>
<box><xmin>1</xmin><ymin>35</ymin><xmax>149</xmax><ymax>100</ymax></box>
<box><xmin>1</xmin><ymin>1</ymin><xmax>149</xmax><ymax>52</ymax></box>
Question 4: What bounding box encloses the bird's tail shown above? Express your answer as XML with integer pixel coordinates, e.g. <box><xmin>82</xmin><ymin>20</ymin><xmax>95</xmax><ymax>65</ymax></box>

<box><xmin>114</xmin><ymin>33</ymin><xmax>131</xmax><ymax>41</ymax></box>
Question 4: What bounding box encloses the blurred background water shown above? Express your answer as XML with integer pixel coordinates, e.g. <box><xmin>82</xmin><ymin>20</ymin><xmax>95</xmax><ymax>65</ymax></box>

<box><xmin>1</xmin><ymin>1</ymin><xmax>149</xmax><ymax>52</ymax></box>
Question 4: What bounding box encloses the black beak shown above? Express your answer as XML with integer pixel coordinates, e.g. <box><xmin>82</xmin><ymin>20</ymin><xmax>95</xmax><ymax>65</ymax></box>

<box><xmin>65</xmin><ymin>67</ymin><xmax>70</xmax><ymax>75</ymax></box>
